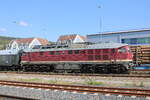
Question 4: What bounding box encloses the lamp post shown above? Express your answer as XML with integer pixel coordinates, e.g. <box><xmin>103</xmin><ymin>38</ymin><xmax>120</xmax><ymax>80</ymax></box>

<box><xmin>98</xmin><ymin>5</ymin><xmax>102</xmax><ymax>43</ymax></box>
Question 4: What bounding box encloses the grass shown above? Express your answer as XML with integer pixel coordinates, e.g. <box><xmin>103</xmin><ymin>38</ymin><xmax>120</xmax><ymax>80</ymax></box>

<box><xmin>139</xmin><ymin>82</ymin><xmax>144</xmax><ymax>87</ymax></box>
<box><xmin>19</xmin><ymin>78</ymin><xmax>42</xmax><ymax>83</ymax></box>
<box><xmin>83</xmin><ymin>76</ymin><xmax>104</xmax><ymax>85</ymax></box>
<box><xmin>124</xmin><ymin>82</ymin><xmax>145</xmax><ymax>87</ymax></box>
<box><xmin>18</xmin><ymin>78</ymin><xmax>75</xmax><ymax>85</ymax></box>
<box><xmin>17</xmin><ymin>77</ymin><xmax>105</xmax><ymax>86</ymax></box>
<box><xmin>47</xmin><ymin>79</ymin><xmax>58</xmax><ymax>84</ymax></box>
<box><xmin>85</xmin><ymin>81</ymin><xmax>104</xmax><ymax>85</ymax></box>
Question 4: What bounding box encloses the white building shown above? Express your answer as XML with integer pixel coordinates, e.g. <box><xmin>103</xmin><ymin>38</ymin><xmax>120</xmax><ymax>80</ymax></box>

<box><xmin>87</xmin><ymin>29</ymin><xmax>150</xmax><ymax>45</ymax></box>
<box><xmin>8</xmin><ymin>38</ymin><xmax>48</xmax><ymax>50</ymax></box>
<box><xmin>57</xmin><ymin>34</ymin><xmax>86</xmax><ymax>45</ymax></box>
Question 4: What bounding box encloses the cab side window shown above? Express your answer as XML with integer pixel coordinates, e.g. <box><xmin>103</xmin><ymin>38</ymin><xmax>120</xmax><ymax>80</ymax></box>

<box><xmin>111</xmin><ymin>49</ymin><xmax>115</xmax><ymax>53</ymax></box>
<box><xmin>75</xmin><ymin>50</ymin><xmax>79</xmax><ymax>54</ymax></box>
<box><xmin>68</xmin><ymin>50</ymin><xmax>72</xmax><ymax>54</ymax></box>
<box><xmin>49</xmin><ymin>51</ymin><xmax>54</xmax><ymax>55</ymax></box>
<box><xmin>56</xmin><ymin>51</ymin><xmax>60</xmax><ymax>55</ymax></box>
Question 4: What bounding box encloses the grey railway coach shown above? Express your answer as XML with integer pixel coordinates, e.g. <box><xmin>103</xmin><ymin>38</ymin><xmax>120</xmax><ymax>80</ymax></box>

<box><xmin>0</xmin><ymin>50</ymin><xmax>21</xmax><ymax>70</ymax></box>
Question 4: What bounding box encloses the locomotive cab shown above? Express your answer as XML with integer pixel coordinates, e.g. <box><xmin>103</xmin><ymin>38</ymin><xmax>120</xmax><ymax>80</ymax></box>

<box><xmin>116</xmin><ymin>46</ymin><xmax>133</xmax><ymax>70</ymax></box>
<box><xmin>117</xmin><ymin>46</ymin><xmax>133</xmax><ymax>60</ymax></box>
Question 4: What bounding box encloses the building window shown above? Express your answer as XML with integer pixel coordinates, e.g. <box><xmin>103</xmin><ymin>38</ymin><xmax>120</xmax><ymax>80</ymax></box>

<box><xmin>122</xmin><ymin>37</ymin><xmax>150</xmax><ymax>44</ymax></box>
<box><xmin>13</xmin><ymin>44</ymin><xmax>17</xmax><ymax>49</ymax></box>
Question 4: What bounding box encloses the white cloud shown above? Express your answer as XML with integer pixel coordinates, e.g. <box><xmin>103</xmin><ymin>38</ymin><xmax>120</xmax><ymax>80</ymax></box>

<box><xmin>0</xmin><ymin>28</ymin><xmax>7</xmax><ymax>32</ymax></box>
<box><xmin>13</xmin><ymin>21</ymin><xmax>29</xmax><ymax>27</ymax></box>
<box><xmin>18</xmin><ymin>21</ymin><xmax>29</xmax><ymax>26</ymax></box>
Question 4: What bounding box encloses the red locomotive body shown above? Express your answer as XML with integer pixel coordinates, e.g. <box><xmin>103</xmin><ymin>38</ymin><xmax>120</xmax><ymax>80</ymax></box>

<box><xmin>21</xmin><ymin>43</ymin><xmax>133</xmax><ymax>73</ymax></box>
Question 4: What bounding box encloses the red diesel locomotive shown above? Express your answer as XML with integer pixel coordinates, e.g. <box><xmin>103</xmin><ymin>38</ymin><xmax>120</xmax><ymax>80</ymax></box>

<box><xmin>21</xmin><ymin>43</ymin><xmax>133</xmax><ymax>73</ymax></box>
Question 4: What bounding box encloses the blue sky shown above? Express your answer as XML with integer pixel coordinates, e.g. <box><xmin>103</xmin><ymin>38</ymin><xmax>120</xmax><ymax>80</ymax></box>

<box><xmin>0</xmin><ymin>0</ymin><xmax>150</xmax><ymax>41</ymax></box>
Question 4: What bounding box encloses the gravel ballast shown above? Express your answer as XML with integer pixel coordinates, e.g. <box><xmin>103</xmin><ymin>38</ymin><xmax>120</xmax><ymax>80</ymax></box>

<box><xmin>0</xmin><ymin>85</ymin><xmax>149</xmax><ymax>100</ymax></box>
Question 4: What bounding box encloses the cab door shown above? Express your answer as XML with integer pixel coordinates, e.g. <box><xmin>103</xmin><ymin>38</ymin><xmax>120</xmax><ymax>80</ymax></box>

<box><xmin>110</xmin><ymin>48</ymin><xmax>117</xmax><ymax>62</ymax></box>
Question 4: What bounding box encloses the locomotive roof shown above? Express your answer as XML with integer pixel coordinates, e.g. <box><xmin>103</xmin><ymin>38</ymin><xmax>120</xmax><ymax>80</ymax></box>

<box><xmin>0</xmin><ymin>49</ymin><xmax>20</xmax><ymax>55</ymax></box>
<box><xmin>24</xmin><ymin>43</ymin><xmax>128</xmax><ymax>52</ymax></box>
<box><xmin>87</xmin><ymin>43</ymin><xmax>128</xmax><ymax>49</ymax></box>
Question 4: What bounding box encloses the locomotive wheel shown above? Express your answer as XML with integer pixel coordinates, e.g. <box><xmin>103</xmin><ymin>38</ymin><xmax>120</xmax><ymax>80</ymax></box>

<box><xmin>102</xmin><ymin>67</ymin><xmax>109</xmax><ymax>74</ymax></box>
<box><xmin>81</xmin><ymin>65</ymin><xmax>96</xmax><ymax>73</ymax></box>
<box><xmin>115</xmin><ymin>64</ymin><xmax>128</xmax><ymax>74</ymax></box>
<box><xmin>101</xmin><ymin>65</ymin><xmax>110</xmax><ymax>74</ymax></box>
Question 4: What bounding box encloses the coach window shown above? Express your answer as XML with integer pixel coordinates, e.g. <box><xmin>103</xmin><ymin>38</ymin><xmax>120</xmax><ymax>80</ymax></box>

<box><xmin>49</xmin><ymin>51</ymin><xmax>54</xmax><ymax>55</ymax></box>
<box><xmin>68</xmin><ymin>50</ymin><xmax>72</xmax><ymax>54</ymax></box>
<box><xmin>75</xmin><ymin>50</ymin><xmax>79</xmax><ymax>54</ymax></box>
<box><xmin>56</xmin><ymin>51</ymin><xmax>60</xmax><ymax>55</ymax></box>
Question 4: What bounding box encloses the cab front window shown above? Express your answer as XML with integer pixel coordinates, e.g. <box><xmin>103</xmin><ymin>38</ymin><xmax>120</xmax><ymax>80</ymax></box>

<box><xmin>118</xmin><ymin>47</ymin><xmax>126</xmax><ymax>53</ymax></box>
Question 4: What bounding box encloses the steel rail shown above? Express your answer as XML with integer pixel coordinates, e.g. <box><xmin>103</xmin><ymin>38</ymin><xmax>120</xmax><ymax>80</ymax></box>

<box><xmin>0</xmin><ymin>80</ymin><xmax>149</xmax><ymax>97</ymax></box>
<box><xmin>0</xmin><ymin>94</ymin><xmax>37</xmax><ymax>100</ymax></box>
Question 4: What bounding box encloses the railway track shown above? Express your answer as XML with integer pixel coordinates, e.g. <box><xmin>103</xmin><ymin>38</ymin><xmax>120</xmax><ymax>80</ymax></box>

<box><xmin>0</xmin><ymin>80</ymin><xmax>149</xmax><ymax>97</ymax></box>
<box><xmin>0</xmin><ymin>71</ymin><xmax>150</xmax><ymax>78</ymax></box>
<box><xmin>0</xmin><ymin>94</ymin><xmax>35</xmax><ymax>100</ymax></box>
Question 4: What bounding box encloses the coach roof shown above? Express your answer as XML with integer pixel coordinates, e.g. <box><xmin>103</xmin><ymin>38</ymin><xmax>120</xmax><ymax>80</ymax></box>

<box><xmin>0</xmin><ymin>50</ymin><xmax>20</xmax><ymax>55</ymax></box>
